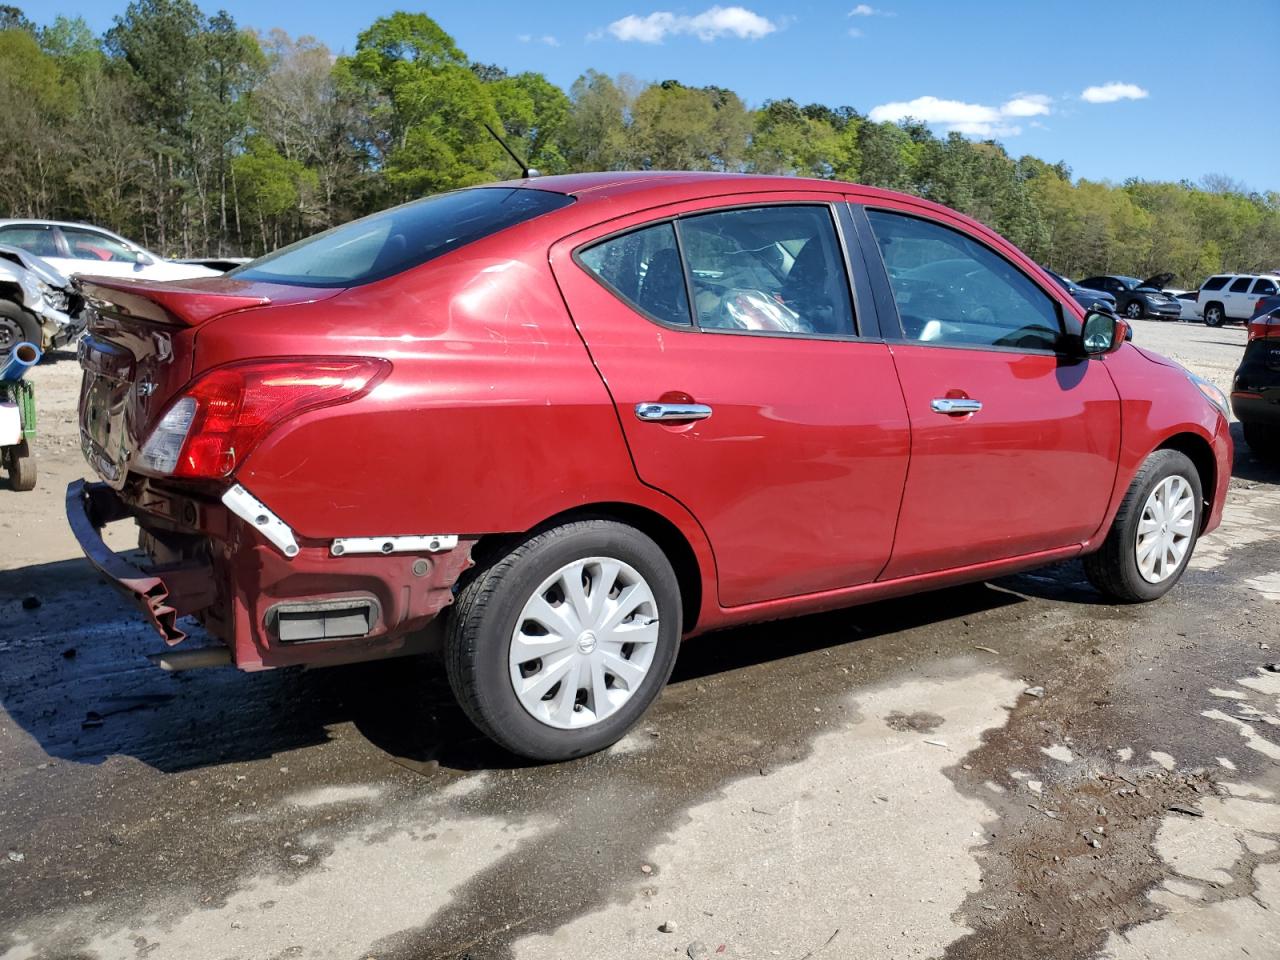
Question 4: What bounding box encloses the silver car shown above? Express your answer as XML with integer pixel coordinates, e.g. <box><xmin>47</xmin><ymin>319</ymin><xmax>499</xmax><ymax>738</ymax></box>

<box><xmin>0</xmin><ymin>244</ymin><xmax>84</xmax><ymax>354</ymax></box>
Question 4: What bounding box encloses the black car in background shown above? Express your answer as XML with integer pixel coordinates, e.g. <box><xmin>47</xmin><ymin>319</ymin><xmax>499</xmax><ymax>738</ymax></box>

<box><xmin>1078</xmin><ymin>273</ymin><xmax>1181</xmax><ymax>321</ymax></box>
<box><xmin>1231</xmin><ymin>302</ymin><xmax>1280</xmax><ymax>462</ymax></box>
<box><xmin>1043</xmin><ymin>268</ymin><xmax>1118</xmax><ymax>313</ymax></box>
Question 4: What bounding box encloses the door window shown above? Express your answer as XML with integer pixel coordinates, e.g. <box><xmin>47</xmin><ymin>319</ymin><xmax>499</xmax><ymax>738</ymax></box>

<box><xmin>1252</xmin><ymin>278</ymin><xmax>1278</xmax><ymax>296</ymax></box>
<box><xmin>0</xmin><ymin>225</ymin><xmax>59</xmax><ymax>258</ymax></box>
<box><xmin>577</xmin><ymin>222</ymin><xmax>692</xmax><ymax>328</ymax></box>
<box><xmin>866</xmin><ymin>209</ymin><xmax>1062</xmax><ymax>351</ymax></box>
<box><xmin>1229</xmin><ymin>277</ymin><xmax>1253</xmax><ymax>293</ymax></box>
<box><xmin>677</xmin><ymin>205</ymin><xmax>855</xmax><ymax>336</ymax></box>
<box><xmin>60</xmin><ymin>228</ymin><xmax>136</xmax><ymax>263</ymax></box>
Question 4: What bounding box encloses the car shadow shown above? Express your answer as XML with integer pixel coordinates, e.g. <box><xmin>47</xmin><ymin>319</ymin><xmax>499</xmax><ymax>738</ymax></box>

<box><xmin>1230</xmin><ymin>420</ymin><xmax>1280</xmax><ymax>484</ymax></box>
<box><xmin>1</xmin><ymin>555</ymin><xmax>1031</xmax><ymax>775</ymax></box>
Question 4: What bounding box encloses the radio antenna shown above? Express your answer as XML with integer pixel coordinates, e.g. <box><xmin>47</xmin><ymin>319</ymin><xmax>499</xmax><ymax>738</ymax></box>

<box><xmin>484</xmin><ymin>123</ymin><xmax>540</xmax><ymax>178</ymax></box>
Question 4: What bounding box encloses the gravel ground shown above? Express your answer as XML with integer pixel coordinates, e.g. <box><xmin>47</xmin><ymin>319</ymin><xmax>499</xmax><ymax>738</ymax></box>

<box><xmin>1</xmin><ymin>320</ymin><xmax>1278</xmax><ymax>960</ymax></box>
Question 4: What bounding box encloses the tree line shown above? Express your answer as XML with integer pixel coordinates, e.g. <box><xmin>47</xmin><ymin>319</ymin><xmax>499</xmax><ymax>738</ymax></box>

<box><xmin>4</xmin><ymin>1</ymin><xmax>1278</xmax><ymax>286</ymax></box>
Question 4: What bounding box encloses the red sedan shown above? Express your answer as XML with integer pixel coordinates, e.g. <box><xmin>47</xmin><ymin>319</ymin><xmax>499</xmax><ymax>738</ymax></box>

<box><xmin>68</xmin><ymin>172</ymin><xmax>1232</xmax><ymax>760</ymax></box>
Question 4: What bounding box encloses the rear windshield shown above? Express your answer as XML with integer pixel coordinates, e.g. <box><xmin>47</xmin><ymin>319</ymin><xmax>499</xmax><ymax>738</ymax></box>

<box><xmin>229</xmin><ymin>187</ymin><xmax>574</xmax><ymax>288</ymax></box>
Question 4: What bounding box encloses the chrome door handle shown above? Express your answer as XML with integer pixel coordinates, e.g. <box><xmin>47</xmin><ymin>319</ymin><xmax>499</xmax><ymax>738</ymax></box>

<box><xmin>930</xmin><ymin>398</ymin><xmax>983</xmax><ymax>415</ymax></box>
<box><xmin>635</xmin><ymin>402</ymin><xmax>713</xmax><ymax>422</ymax></box>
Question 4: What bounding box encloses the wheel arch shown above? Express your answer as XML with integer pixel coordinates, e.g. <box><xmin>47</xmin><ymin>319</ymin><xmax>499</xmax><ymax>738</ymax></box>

<box><xmin>470</xmin><ymin>501</ymin><xmax>708</xmax><ymax>633</ymax></box>
<box><xmin>1157</xmin><ymin>431</ymin><xmax>1217</xmax><ymax>531</ymax></box>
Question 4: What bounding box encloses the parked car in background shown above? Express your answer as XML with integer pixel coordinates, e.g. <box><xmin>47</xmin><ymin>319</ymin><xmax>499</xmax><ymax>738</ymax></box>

<box><xmin>176</xmin><ymin>256</ymin><xmax>252</xmax><ymax>273</ymax></box>
<box><xmin>1173</xmin><ymin>291</ymin><xmax>1202</xmax><ymax>322</ymax></box>
<box><xmin>67</xmin><ymin>172</ymin><xmax>1232</xmax><ymax>761</ymax></box>
<box><xmin>1077</xmin><ymin>274</ymin><xmax>1182</xmax><ymax>321</ymax></box>
<box><xmin>1197</xmin><ymin>274</ymin><xmax>1280</xmax><ymax>327</ymax></box>
<box><xmin>1042</xmin><ymin>268</ymin><xmax>1118</xmax><ymax>313</ymax></box>
<box><xmin>0</xmin><ymin>243</ymin><xmax>84</xmax><ymax>354</ymax></box>
<box><xmin>1231</xmin><ymin>301</ymin><xmax>1280</xmax><ymax>461</ymax></box>
<box><xmin>0</xmin><ymin>220</ymin><xmax>220</xmax><ymax>283</ymax></box>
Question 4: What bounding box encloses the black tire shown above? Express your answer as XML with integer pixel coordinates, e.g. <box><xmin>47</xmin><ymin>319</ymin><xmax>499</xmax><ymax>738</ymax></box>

<box><xmin>0</xmin><ymin>301</ymin><xmax>40</xmax><ymax>356</ymax></box>
<box><xmin>1124</xmin><ymin>299</ymin><xmax>1145</xmax><ymax>321</ymax></box>
<box><xmin>1243</xmin><ymin>422</ymin><xmax>1280</xmax><ymax>464</ymax></box>
<box><xmin>5</xmin><ymin>441</ymin><xmax>35</xmax><ymax>492</ymax></box>
<box><xmin>1084</xmin><ymin>449</ymin><xmax>1202</xmax><ymax>603</ymax></box>
<box><xmin>1203</xmin><ymin>302</ymin><xmax>1225</xmax><ymax>327</ymax></box>
<box><xmin>445</xmin><ymin>519</ymin><xmax>682</xmax><ymax>761</ymax></box>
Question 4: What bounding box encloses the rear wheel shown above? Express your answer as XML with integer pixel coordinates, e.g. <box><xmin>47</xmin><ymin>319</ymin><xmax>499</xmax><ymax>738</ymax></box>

<box><xmin>1203</xmin><ymin>302</ymin><xmax>1225</xmax><ymax>327</ymax></box>
<box><xmin>4</xmin><ymin>441</ymin><xmax>35</xmax><ymax>492</ymax></box>
<box><xmin>445</xmin><ymin>519</ymin><xmax>682</xmax><ymax>761</ymax></box>
<box><xmin>1243</xmin><ymin>422</ymin><xmax>1280</xmax><ymax>464</ymax></box>
<box><xmin>1084</xmin><ymin>449</ymin><xmax>1202</xmax><ymax>602</ymax></box>
<box><xmin>0</xmin><ymin>301</ymin><xmax>40</xmax><ymax>356</ymax></box>
<box><xmin>1124</xmin><ymin>300</ymin><xmax>1145</xmax><ymax>321</ymax></box>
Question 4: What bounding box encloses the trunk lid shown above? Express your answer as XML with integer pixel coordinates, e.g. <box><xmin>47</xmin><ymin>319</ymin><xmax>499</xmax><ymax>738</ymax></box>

<box><xmin>1138</xmin><ymin>272</ymin><xmax>1174</xmax><ymax>291</ymax></box>
<box><xmin>76</xmin><ymin>275</ymin><xmax>341</xmax><ymax>488</ymax></box>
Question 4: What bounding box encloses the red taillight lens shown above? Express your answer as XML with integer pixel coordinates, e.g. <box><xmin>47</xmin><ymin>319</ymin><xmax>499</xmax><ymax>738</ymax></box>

<box><xmin>140</xmin><ymin>358</ymin><xmax>389</xmax><ymax>479</ymax></box>
<box><xmin>1247</xmin><ymin>312</ymin><xmax>1280</xmax><ymax>342</ymax></box>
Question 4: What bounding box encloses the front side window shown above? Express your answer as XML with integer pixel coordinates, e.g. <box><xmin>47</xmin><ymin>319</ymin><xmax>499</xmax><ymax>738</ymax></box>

<box><xmin>232</xmin><ymin>187</ymin><xmax>574</xmax><ymax>288</ymax></box>
<box><xmin>1252</xmin><ymin>278</ymin><xmax>1278</xmax><ymax>296</ymax></box>
<box><xmin>866</xmin><ymin>209</ymin><xmax>1061</xmax><ymax>351</ymax></box>
<box><xmin>0</xmin><ymin>225</ymin><xmax>59</xmax><ymax>258</ymax></box>
<box><xmin>1229</xmin><ymin>277</ymin><xmax>1253</xmax><ymax>293</ymax></box>
<box><xmin>61</xmin><ymin>227</ymin><xmax>136</xmax><ymax>263</ymax></box>
<box><xmin>678</xmin><ymin>206</ymin><xmax>855</xmax><ymax>336</ymax></box>
<box><xmin>578</xmin><ymin>223</ymin><xmax>691</xmax><ymax>328</ymax></box>
<box><xmin>1202</xmin><ymin>276</ymin><xmax>1229</xmax><ymax>291</ymax></box>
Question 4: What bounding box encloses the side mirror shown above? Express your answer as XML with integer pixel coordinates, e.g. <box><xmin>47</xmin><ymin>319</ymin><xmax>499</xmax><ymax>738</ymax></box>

<box><xmin>132</xmin><ymin>250</ymin><xmax>151</xmax><ymax>266</ymax></box>
<box><xmin>1081</xmin><ymin>310</ymin><xmax>1128</xmax><ymax>356</ymax></box>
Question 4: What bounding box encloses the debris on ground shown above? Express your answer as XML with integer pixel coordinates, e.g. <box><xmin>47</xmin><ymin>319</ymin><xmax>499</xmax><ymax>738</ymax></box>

<box><xmin>1024</xmin><ymin>686</ymin><xmax>1045</xmax><ymax>698</ymax></box>
<box><xmin>1166</xmin><ymin>804</ymin><xmax>1204</xmax><ymax>818</ymax></box>
<box><xmin>659</xmin><ymin>920</ymin><xmax>678</xmax><ymax>933</ymax></box>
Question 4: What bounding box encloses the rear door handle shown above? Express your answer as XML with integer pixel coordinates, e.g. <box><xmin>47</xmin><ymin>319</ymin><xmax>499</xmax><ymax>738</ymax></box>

<box><xmin>635</xmin><ymin>402</ymin><xmax>713</xmax><ymax>422</ymax></box>
<box><xmin>930</xmin><ymin>398</ymin><xmax>982</xmax><ymax>415</ymax></box>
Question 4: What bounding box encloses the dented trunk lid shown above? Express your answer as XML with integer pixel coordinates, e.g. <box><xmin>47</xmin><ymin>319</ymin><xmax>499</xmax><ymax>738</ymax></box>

<box><xmin>76</xmin><ymin>275</ymin><xmax>341</xmax><ymax>488</ymax></box>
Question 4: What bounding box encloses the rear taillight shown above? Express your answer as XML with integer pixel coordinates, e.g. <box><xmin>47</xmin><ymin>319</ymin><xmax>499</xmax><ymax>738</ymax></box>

<box><xmin>1247</xmin><ymin>312</ymin><xmax>1280</xmax><ymax>342</ymax></box>
<box><xmin>139</xmin><ymin>358</ymin><xmax>389</xmax><ymax>479</ymax></box>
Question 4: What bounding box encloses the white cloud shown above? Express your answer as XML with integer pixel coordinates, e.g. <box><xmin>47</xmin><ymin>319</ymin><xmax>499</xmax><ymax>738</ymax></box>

<box><xmin>517</xmin><ymin>33</ymin><xmax>560</xmax><ymax>47</ymax></box>
<box><xmin>867</xmin><ymin>92</ymin><xmax>1053</xmax><ymax>138</ymax></box>
<box><xmin>848</xmin><ymin>4</ymin><xmax>893</xmax><ymax>14</ymax></box>
<box><xmin>848</xmin><ymin>26</ymin><xmax>864</xmax><ymax>37</ymax></box>
<box><xmin>1000</xmin><ymin>93</ymin><xmax>1051</xmax><ymax>117</ymax></box>
<box><xmin>604</xmin><ymin>5</ymin><xmax>777</xmax><ymax>43</ymax></box>
<box><xmin>1080</xmin><ymin>81</ymin><xmax>1149</xmax><ymax>104</ymax></box>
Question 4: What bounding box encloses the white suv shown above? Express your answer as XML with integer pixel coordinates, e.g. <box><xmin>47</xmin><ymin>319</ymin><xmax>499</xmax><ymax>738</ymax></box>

<box><xmin>0</xmin><ymin>220</ymin><xmax>219</xmax><ymax>283</ymax></box>
<box><xmin>1197</xmin><ymin>273</ymin><xmax>1280</xmax><ymax>327</ymax></box>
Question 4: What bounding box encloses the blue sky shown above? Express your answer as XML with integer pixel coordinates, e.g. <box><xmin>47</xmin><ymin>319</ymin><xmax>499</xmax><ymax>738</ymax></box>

<box><xmin>46</xmin><ymin>1</ymin><xmax>1276</xmax><ymax>191</ymax></box>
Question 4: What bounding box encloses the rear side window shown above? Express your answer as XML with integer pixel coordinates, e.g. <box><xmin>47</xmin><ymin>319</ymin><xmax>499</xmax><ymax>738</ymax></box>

<box><xmin>578</xmin><ymin>223</ymin><xmax>692</xmax><ymax>327</ymax></box>
<box><xmin>0</xmin><ymin>225</ymin><xmax>59</xmax><ymax>258</ymax></box>
<box><xmin>866</xmin><ymin>209</ymin><xmax>1061</xmax><ymax>352</ymax></box>
<box><xmin>231</xmin><ymin>188</ymin><xmax>574</xmax><ymax>288</ymax></box>
<box><xmin>1202</xmin><ymin>276</ymin><xmax>1229</xmax><ymax>291</ymax></box>
<box><xmin>679</xmin><ymin>206</ymin><xmax>855</xmax><ymax>336</ymax></box>
<box><xmin>1253</xmin><ymin>278</ymin><xmax>1278</xmax><ymax>296</ymax></box>
<box><xmin>1230</xmin><ymin>277</ymin><xmax>1253</xmax><ymax>293</ymax></box>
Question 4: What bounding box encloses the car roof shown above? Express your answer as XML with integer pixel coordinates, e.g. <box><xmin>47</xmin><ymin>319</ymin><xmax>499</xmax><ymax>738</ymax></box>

<box><xmin>493</xmin><ymin>170</ymin><xmax>1005</xmax><ymax>240</ymax></box>
<box><xmin>1203</xmin><ymin>273</ymin><xmax>1280</xmax><ymax>281</ymax></box>
<box><xmin>0</xmin><ymin>218</ymin><xmax>130</xmax><ymax>239</ymax></box>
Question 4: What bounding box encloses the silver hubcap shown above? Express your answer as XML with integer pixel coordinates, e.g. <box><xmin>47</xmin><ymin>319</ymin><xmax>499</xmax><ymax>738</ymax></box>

<box><xmin>1127</xmin><ymin>303</ymin><xmax>1141</xmax><ymax>318</ymax></box>
<box><xmin>1135</xmin><ymin>475</ymin><xmax>1195</xmax><ymax>584</ymax></box>
<box><xmin>509</xmin><ymin>557</ymin><xmax>660</xmax><ymax>729</ymax></box>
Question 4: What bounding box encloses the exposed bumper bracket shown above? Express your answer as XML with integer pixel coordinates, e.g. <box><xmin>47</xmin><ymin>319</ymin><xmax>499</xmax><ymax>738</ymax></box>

<box><xmin>66</xmin><ymin>479</ymin><xmax>217</xmax><ymax>645</ymax></box>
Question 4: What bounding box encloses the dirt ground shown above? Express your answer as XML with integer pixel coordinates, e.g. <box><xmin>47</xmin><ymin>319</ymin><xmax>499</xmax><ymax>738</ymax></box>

<box><xmin>2</xmin><ymin>322</ymin><xmax>1279</xmax><ymax>960</ymax></box>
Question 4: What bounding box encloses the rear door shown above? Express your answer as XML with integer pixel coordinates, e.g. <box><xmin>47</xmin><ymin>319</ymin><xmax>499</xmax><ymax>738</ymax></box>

<box><xmin>56</xmin><ymin>226</ymin><xmax>143</xmax><ymax>279</ymax></box>
<box><xmin>551</xmin><ymin>194</ymin><xmax>910</xmax><ymax>607</ymax></box>
<box><xmin>1225</xmin><ymin>276</ymin><xmax>1255</xmax><ymax>319</ymax></box>
<box><xmin>849</xmin><ymin>201</ymin><xmax>1121</xmax><ymax>578</ymax></box>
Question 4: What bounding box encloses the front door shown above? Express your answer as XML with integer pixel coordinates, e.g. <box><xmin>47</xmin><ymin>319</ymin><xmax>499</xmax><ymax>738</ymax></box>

<box><xmin>852</xmin><ymin>203</ymin><xmax>1122</xmax><ymax>579</ymax></box>
<box><xmin>551</xmin><ymin>196</ymin><xmax>910</xmax><ymax>607</ymax></box>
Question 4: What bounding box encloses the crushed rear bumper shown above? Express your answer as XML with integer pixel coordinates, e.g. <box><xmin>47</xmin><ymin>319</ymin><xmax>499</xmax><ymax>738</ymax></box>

<box><xmin>65</xmin><ymin>479</ymin><xmax>216</xmax><ymax>644</ymax></box>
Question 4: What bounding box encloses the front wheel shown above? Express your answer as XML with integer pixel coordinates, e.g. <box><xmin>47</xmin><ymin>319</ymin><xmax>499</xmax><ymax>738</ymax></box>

<box><xmin>1203</xmin><ymin>303</ymin><xmax>1225</xmax><ymax>327</ymax></box>
<box><xmin>4</xmin><ymin>441</ymin><xmax>35</xmax><ymax>492</ymax></box>
<box><xmin>445</xmin><ymin>519</ymin><xmax>682</xmax><ymax>761</ymax></box>
<box><xmin>1124</xmin><ymin>300</ymin><xmax>1145</xmax><ymax>321</ymax></box>
<box><xmin>1084</xmin><ymin>449</ymin><xmax>1202</xmax><ymax>602</ymax></box>
<box><xmin>0</xmin><ymin>301</ymin><xmax>40</xmax><ymax>356</ymax></box>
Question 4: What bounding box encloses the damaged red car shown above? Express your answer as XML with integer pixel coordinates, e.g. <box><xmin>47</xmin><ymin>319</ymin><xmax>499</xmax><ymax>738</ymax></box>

<box><xmin>68</xmin><ymin>172</ymin><xmax>1232</xmax><ymax>760</ymax></box>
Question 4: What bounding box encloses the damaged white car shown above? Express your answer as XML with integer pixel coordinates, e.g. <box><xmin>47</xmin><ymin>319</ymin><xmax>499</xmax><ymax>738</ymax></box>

<box><xmin>0</xmin><ymin>244</ymin><xmax>84</xmax><ymax>355</ymax></box>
